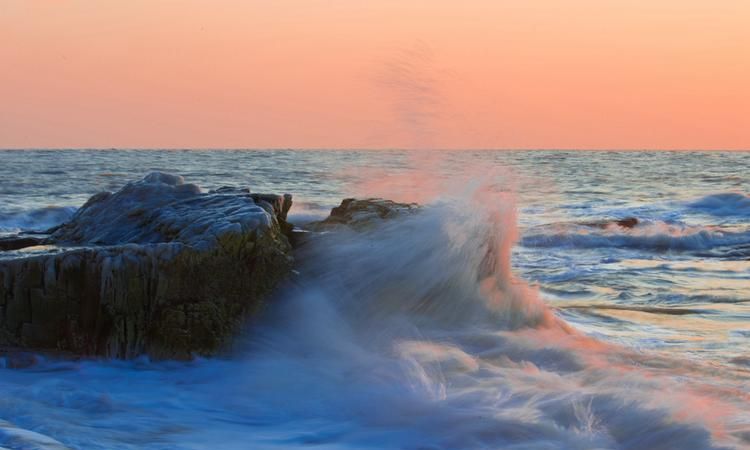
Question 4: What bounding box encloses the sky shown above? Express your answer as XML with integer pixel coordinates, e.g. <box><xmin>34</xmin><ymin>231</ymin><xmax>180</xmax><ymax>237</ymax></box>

<box><xmin>1</xmin><ymin>0</ymin><xmax>748</xmax><ymax>150</ymax></box>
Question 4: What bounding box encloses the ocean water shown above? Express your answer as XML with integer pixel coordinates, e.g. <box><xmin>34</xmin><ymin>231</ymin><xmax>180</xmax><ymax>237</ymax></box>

<box><xmin>0</xmin><ymin>149</ymin><xmax>749</xmax><ymax>449</ymax></box>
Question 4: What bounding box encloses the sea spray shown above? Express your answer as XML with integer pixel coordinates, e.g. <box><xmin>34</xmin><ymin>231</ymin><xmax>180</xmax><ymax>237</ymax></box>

<box><xmin>1</xmin><ymin>153</ymin><xmax>750</xmax><ymax>448</ymax></box>
<box><xmin>248</xmin><ymin>163</ymin><xmax>745</xmax><ymax>448</ymax></box>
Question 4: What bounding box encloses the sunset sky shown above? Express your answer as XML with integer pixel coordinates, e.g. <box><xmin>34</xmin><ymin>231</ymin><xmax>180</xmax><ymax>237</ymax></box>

<box><xmin>1</xmin><ymin>1</ymin><xmax>748</xmax><ymax>149</ymax></box>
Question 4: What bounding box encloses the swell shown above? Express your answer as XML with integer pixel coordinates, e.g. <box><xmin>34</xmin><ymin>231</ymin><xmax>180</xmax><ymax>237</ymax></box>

<box><xmin>687</xmin><ymin>192</ymin><xmax>750</xmax><ymax>218</ymax></box>
<box><xmin>560</xmin><ymin>304</ymin><xmax>705</xmax><ymax>316</ymax></box>
<box><xmin>522</xmin><ymin>220</ymin><xmax>750</xmax><ymax>253</ymax></box>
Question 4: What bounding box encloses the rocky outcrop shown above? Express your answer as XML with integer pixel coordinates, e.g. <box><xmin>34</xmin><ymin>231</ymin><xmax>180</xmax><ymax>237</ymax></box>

<box><xmin>0</xmin><ymin>235</ymin><xmax>46</xmax><ymax>252</ymax></box>
<box><xmin>309</xmin><ymin>198</ymin><xmax>419</xmax><ymax>231</ymax></box>
<box><xmin>0</xmin><ymin>173</ymin><xmax>293</xmax><ymax>359</ymax></box>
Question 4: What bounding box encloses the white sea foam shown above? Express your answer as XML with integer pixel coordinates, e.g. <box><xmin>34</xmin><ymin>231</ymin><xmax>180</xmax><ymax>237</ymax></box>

<box><xmin>1</xmin><ymin>177</ymin><xmax>748</xmax><ymax>449</ymax></box>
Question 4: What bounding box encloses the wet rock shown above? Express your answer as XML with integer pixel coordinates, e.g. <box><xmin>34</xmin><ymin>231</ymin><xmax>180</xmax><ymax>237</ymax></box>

<box><xmin>614</xmin><ymin>217</ymin><xmax>639</xmax><ymax>229</ymax></box>
<box><xmin>0</xmin><ymin>350</ymin><xmax>41</xmax><ymax>369</ymax></box>
<box><xmin>581</xmin><ymin>217</ymin><xmax>639</xmax><ymax>230</ymax></box>
<box><xmin>0</xmin><ymin>235</ymin><xmax>46</xmax><ymax>251</ymax></box>
<box><xmin>309</xmin><ymin>198</ymin><xmax>419</xmax><ymax>231</ymax></box>
<box><xmin>0</xmin><ymin>173</ymin><xmax>293</xmax><ymax>359</ymax></box>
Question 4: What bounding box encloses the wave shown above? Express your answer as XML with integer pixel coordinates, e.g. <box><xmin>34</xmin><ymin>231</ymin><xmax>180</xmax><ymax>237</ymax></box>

<box><xmin>286</xmin><ymin>200</ymin><xmax>332</xmax><ymax>225</ymax></box>
<box><xmin>0</xmin><ymin>206</ymin><xmax>76</xmax><ymax>234</ymax></box>
<box><xmin>522</xmin><ymin>220</ymin><xmax>750</xmax><ymax>253</ymax></box>
<box><xmin>1</xmin><ymin>176</ymin><xmax>748</xmax><ymax>449</ymax></box>
<box><xmin>560</xmin><ymin>303</ymin><xmax>706</xmax><ymax>316</ymax></box>
<box><xmin>687</xmin><ymin>192</ymin><xmax>750</xmax><ymax>218</ymax></box>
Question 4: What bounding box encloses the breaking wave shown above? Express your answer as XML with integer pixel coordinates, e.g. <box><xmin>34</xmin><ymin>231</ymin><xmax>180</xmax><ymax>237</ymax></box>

<box><xmin>1</xmin><ymin>177</ymin><xmax>748</xmax><ymax>449</ymax></box>
<box><xmin>522</xmin><ymin>220</ymin><xmax>750</xmax><ymax>253</ymax></box>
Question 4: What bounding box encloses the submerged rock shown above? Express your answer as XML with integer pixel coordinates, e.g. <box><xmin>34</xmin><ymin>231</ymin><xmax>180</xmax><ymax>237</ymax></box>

<box><xmin>309</xmin><ymin>198</ymin><xmax>419</xmax><ymax>231</ymax></box>
<box><xmin>581</xmin><ymin>217</ymin><xmax>639</xmax><ymax>230</ymax></box>
<box><xmin>0</xmin><ymin>173</ymin><xmax>293</xmax><ymax>359</ymax></box>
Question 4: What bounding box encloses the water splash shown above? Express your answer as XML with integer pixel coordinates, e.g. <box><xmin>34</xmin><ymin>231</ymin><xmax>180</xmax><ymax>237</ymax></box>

<box><xmin>1</xmin><ymin>156</ymin><xmax>750</xmax><ymax>448</ymax></box>
<box><xmin>372</xmin><ymin>41</ymin><xmax>445</xmax><ymax>149</ymax></box>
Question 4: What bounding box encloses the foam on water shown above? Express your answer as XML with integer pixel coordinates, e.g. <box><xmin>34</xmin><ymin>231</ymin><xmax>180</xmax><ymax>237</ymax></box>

<box><xmin>521</xmin><ymin>220</ymin><xmax>750</xmax><ymax>253</ymax></box>
<box><xmin>1</xmin><ymin>169</ymin><xmax>749</xmax><ymax>449</ymax></box>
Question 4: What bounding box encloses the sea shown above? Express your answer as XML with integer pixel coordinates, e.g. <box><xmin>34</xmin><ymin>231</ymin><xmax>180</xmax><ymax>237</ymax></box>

<box><xmin>0</xmin><ymin>149</ymin><xmax>749</xmax><ymax>449</ymax></box>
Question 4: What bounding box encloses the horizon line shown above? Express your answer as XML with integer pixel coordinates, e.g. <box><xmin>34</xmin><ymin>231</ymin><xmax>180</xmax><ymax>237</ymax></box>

<box><xmin>1</xmin><ymin>147</ymin><xmax>749</xmax><ymax>152</ymax></box>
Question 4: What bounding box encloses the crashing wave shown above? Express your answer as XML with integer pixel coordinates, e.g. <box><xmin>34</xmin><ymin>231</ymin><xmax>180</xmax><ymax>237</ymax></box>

<box><xmin>1</xmin><ymin>172</ymin><xmax>749</xmax><ymax>449</ymax></box>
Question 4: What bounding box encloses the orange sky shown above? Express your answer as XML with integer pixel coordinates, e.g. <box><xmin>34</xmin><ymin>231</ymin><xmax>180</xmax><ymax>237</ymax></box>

<box><xmin>1</xmin><ymin>0</ymin><xmax>748</xmax><ymax>149</ymax></box>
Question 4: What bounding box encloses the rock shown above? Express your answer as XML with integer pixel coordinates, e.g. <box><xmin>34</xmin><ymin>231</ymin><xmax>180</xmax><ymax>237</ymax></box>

<box><xmin>0</xmin><ymin>173</ymin><xmax>293</xmax><ymax>359</ymax></box>
<box><xmin>615</xmin><ymin>217</ymin><xmax>639</xmax><ymax>229</ymax></box>
<box><xmin>0</xmin><ymin>349</ymin><xmax>41</xmax><ymax>369</ymax></box>
<box><xmin>581</xmin><ymin>217</ymin><xmax>639</xmax><ymax>230</ymax></box>
<box><xmin>0</xmin><ymin>235</ymin><xmax>46</xmax><ymax>251</ymax></box>
<box><xmin>309</xmin><ymin>198</ymin><xmax>419</xmax><ymax>231</ymax></box>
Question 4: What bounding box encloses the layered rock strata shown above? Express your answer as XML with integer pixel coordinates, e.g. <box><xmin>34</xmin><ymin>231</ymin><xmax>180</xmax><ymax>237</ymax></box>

<box><xmin>0</xmin><ymin>173</ymin><xmax>293</xmax><ymax>359</ymax></box>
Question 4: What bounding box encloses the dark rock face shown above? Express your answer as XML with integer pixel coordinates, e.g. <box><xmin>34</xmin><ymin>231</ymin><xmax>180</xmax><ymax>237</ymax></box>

<box><xmin>310</xmin><ymin>198</ymin><xmax>419</xmax><ymax>230</ymax></box>
<box><xmin>0</xmin><ymin>173</ymin><xmax>293</xmax><ymax>359</ymax></box>
<box><xmin>0</xmin><ymin>235</ymin><xmax>46</xmax><ymax>251</ymax></box>
<box><xmin>614</xmin><ymin>217</ymin><xmax>639</xmax><ymax>229</ymax></box>
<box><xmin>581</xmin><ymin>217</ymin><xmax>639</xmax><ymax>230</ymax></box>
